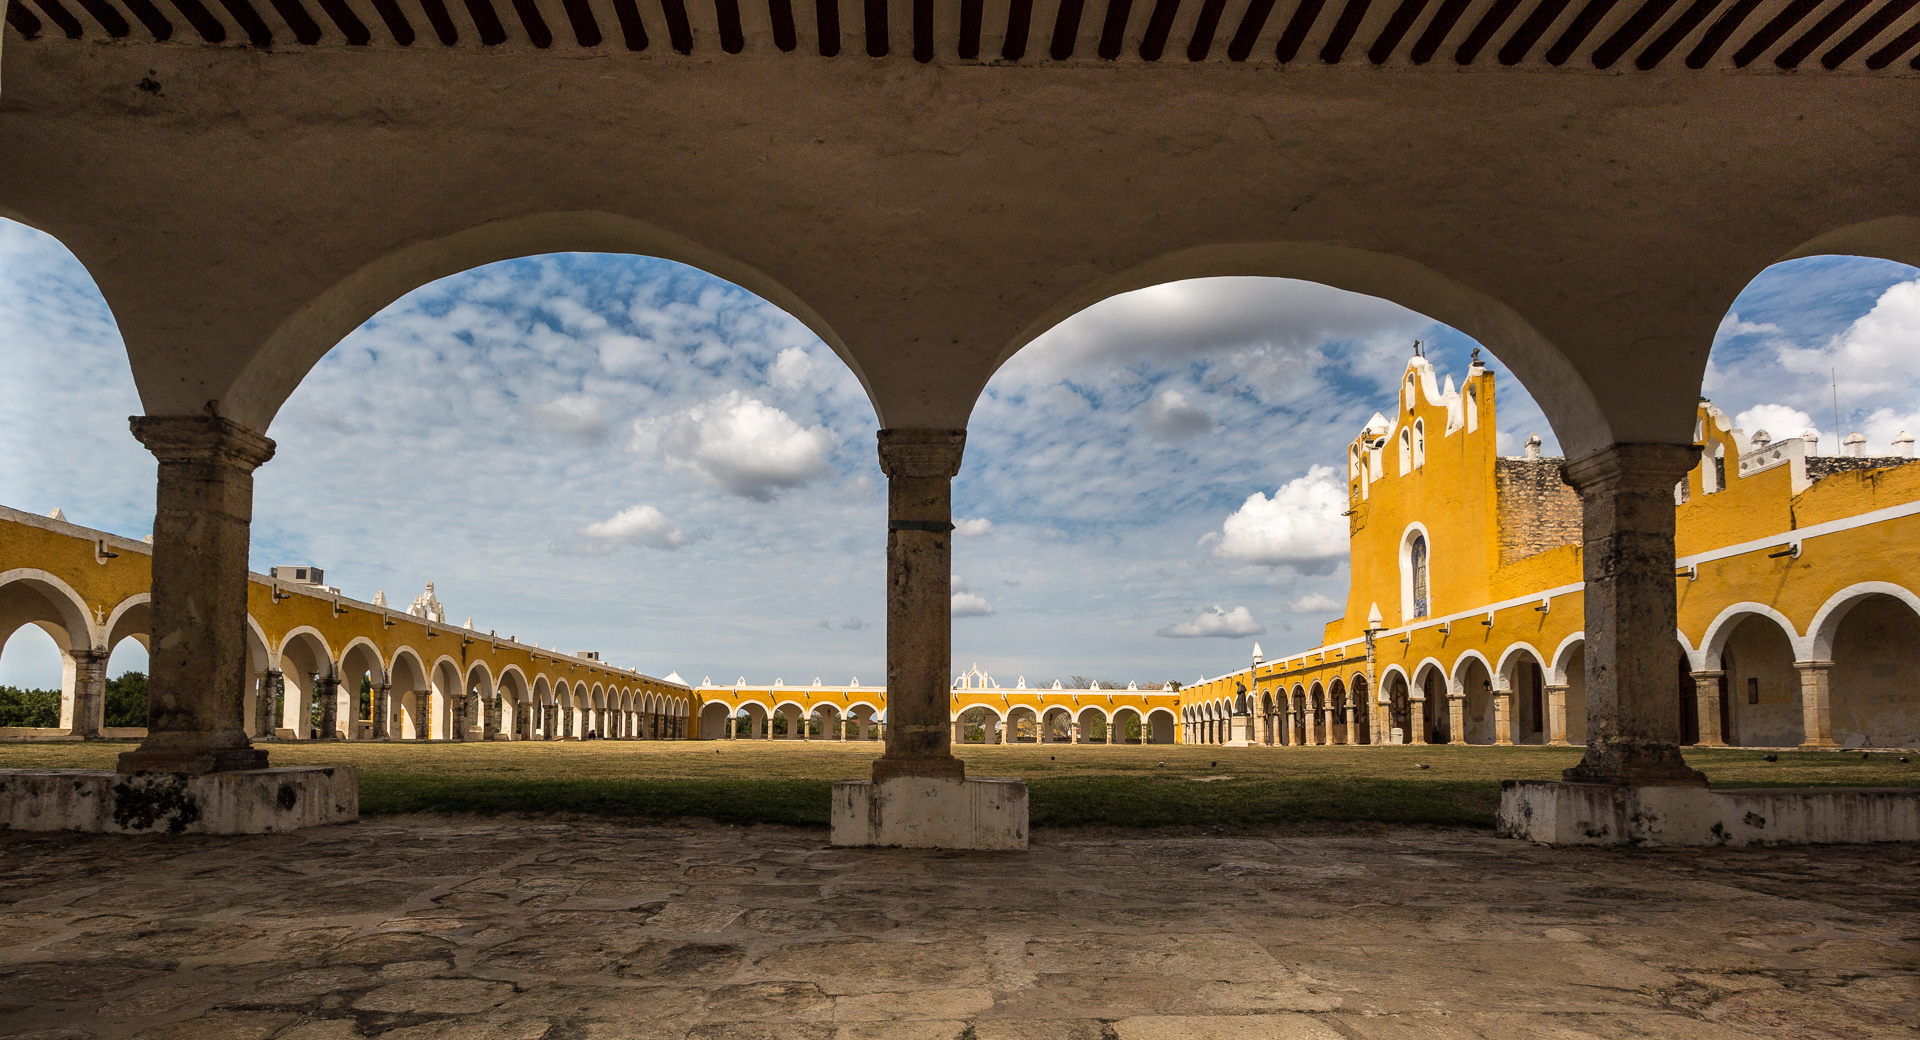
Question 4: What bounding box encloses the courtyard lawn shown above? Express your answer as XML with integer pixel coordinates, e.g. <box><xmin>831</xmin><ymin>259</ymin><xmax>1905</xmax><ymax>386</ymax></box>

<box><xmin>2</xmin><ymin>740</ymin><xmax>1915</xmax><ymax>830</ymax></box>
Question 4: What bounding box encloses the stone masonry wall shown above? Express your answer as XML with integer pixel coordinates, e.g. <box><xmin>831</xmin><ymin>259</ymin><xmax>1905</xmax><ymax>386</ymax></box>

<box><xmin>1495</xmin><ymin>458</ymin><xmax>1582</xmax><ymax>565</ymax></box>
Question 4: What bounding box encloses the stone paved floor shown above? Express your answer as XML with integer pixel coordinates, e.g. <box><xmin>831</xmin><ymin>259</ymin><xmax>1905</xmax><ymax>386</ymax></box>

<box><xmin>1</xmin><ymin>818</ymin><xmax>1916</xmax><ymax>1039</ymax></box>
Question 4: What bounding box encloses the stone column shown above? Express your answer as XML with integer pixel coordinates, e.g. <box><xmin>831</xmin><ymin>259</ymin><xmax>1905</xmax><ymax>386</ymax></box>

<box><xmin>316</xmin><ymin>674</ymin><xmax>342</xmax><ymax>740</ymax></box>
<box><xmin>258</xmin><ymin>670</ymin><xmax>281</xmax><ymax>739</ymax></box>
<box><xmin>1316</xmin><ymin>705</ymin><xmax>1329</xmax><ymax>745</ymax></box>
<box><xmin>1447</xmin><ymin>692</ymin><xmax>1467</xmax><ymax>745</ymax></box>
<box><xmin>119</xmin><ymin>416</ymin><xmax>275</xmax><ymax>774</ymax></box>
<box><xmin>1545</xmin><ymin>685</ymin><xmax>1569</xmax><ymax>745</ymax></box>
<box><xmin>874</xmin><ymin>428</ymin><xmax>967</xmax><ymax>784</ymax></box>
<box><xmin>1409</xmin><ymin>700</ymin><xmax>1427</xmax><ymax>745</ymax></box>
<box><xmin>1560</xmin><ymin>444</ymin><xmax>1707</xmax><ymax>785</ymax></box>
<box><xmin>1282</xmin><ymin>709</ymin><xmax>1294</xmax><ymax>746</ymax></box>
<box><xmin>1796</xmin><ymin>661</ymin><xmax>1836</xmax><ymax>748</ymax></box>
<box><xmin>1342</xmin><ymin>704</ymin><xmax>1357</xmax><ymax>745</ymax></box>
<box><xmin>1107</xmin><ymin>719</ymin><xmax>1117</xmax><ymax>745</ymax></box>
<box><xmin>373</xmin><ymin>683</ymin><xmax>393</xmax><ymax>739</ymax></box>
<box><xmin>1690</xmin><ymin>670</ymin><xmax>1725</xmax><ymax>746</ymax></box>
<box><xmin>1493</xmin><ymin>686</ymin><xmax>1514</xmax><ymax>746</ymax></box>
<box><xmin>67</xmin><ymin>648</ymin><xmax>110</xmax><ymax>739</ymax></box>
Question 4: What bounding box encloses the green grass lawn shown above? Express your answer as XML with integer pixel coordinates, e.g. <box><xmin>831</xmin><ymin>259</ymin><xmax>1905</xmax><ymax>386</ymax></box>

<box><xmin>3</xmin><ymin>740</ymin><xmax>1914</xmax><ymax>830</ymax></box>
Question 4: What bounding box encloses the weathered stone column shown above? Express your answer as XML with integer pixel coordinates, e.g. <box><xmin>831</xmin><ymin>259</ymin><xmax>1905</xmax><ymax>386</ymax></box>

<box><xmin>1560</xmin><ymin>444</ymin><xmax>1706</xmax><ymax>785</ymax></box>
<box><xmin>1447</xmin><ymin>688</ymin><xmax>1467</xmax><ymax>746</ymax></box>
<box><xmin>1319</xmin><ymin>705</ymin><xmax>1333</xmax><ymax>745</ymax></box>
<box><xmin>1545</xmin><ymin>685</ymin><xmax>1569</xmax><ymax>745</ymax></box>
<box><xmin>373</xmin><ymin>683</ymin><xmax>393</xmax><ymax>740</ymax></box>
<box><xmin>1282</xmin><ymin>708</ymin><xmax>1294</xmax><ymax>746</ymax></box>
<box><xmin>316</xmin><ymin>674</ymin><xmax>341</xmax><ymax>740</ymax></box>
<box><xmin>1107</xmin><ymin>720</ymin><xmax>1117</xmax><ymax>745</ymax></box>
<box><xmin>67</xmin><ymin>648</ymin><xmax>109</xmax><ymax>739</ymax></box>
<box><xmin>119</xmin><ymin>416</ymin><xmax>275</xmax><ymax>775</ymax></box>
<box><xmin>1342</xmin><ymin>704</ymin><xmax>1357</xmax><ymax>745</ymax></box>
<box><xmin>1796</xmin><ymin>661</ymin><xmax>1836</xmax><ymax>748</ymax></box>
<box><xmin>1409</xmin><ymin>700</ymin><xmax>1427</xmax><ymax>745</ymax></box>
<box><xmin>874</xmin><ymin>428</ymin><xmax>966</xmax><ymax>784</ymax></box>
<box><xmin>1493</xmin><ymin>688</ymin><xmax>1514</xmax><ymax>746</ymax></box>
<box><xmin>258</xmin><ymin>670</ymin><xmax>281</xmax><ymax>739</ymax></box>
<box><xmin>1690</xmin><ymin>670</ymin><xmax>1726</xmax><ymax>746</ymax></box>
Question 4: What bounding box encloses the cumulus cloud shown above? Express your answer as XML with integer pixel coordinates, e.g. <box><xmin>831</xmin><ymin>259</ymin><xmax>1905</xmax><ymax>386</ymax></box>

<box><xmin>1285</xmin><ymin>592</ymin><xmax>1341</xmax><ymax>614</ymax></box>
<box><xmin>954</xmin><ymin>517</ymin><xmax>994</xmax><ymax>537</ymax></box>
<box><xmin>641</xmin><ymin>390</ymin><xmax>835</xmax><ymax>500</ymax></box>
<box><xmin>576</xmin><ymin>505</ymin><xmax>701</xmax><ymax>550</ymax></box>
<box><xmin>1143</xmin><ymin>388</ymin><xmax>1215</xmax><ymax>440</ymax></box>
<box><xmin>769</xmin><ymin>346</ymin><xmax>819</xmax><ymax>388</ymax></box>
<box><xmin>1157</xmin><ymin>605</ymin><xmax>1266</xmax><ymax>639</ymax></box>
<box><xmin>951</xmin><ymin>574</ymin><xmax>995</xmax><ymax>617</ymax></box>
<box><xmin>1778</xmin><ymin>279</ymin><xmax>1920</xmax><ymax>401</ymax></box>
<box><xmin>1207</xmin><ymin>465</ymin><xmax>1348</xmax><ymax>574</ymax></box>
<box><xmin>524</xmin><ymin>393</ymin><xmax>609</xmax><ymax>443</ymax></box>
<box><xmin>1734</xmin><ymin>404</ymin><xmax>1818</xmax><ymax>442</ymax></box>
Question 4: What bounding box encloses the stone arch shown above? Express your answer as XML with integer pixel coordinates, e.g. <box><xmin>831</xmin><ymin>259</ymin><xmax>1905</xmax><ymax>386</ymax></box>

<box><xmin>698</xmin><ymin>700</ymin><xmax>731</xmax><ymax>739</ymax></box>
<box><xmin>0</xmin><ymin>568</ymin><xmax>98</xmax><ymax>652</ymax></box>
<box><xmin>429</xmin><ymin>656</ymin><xmax>465</xmax><ymax>740</ymax></box>
<box><xmin>1075</xmin><ymin>704</ymin><xmax>1111</xmax><ymax>743</ymax></box>
<box><xmin>1040</xmin><ymin>704</ymin><xmax>1075</xmax><ymax>744</ymax></box>
<box><xmin>1144</xmin><ymin>707</ymin><xmax>1176</xmax><ymax>745</ymax></box>
<box><xmin>466</xmin><ymin>662</ymin><xmax>498</xmax><ymax>739</ymax></box>
<box><xmin>387</xmin><ymin>648</ymin><xmax>430</xmax><ymax>740</ymax></box>
<box><xmin>1379</xmin><ymin>665</ymin><xmax>1413</xmax><ymax>744</ymax></box>
<box><xmin>276</xmin><ymin>628</ymin><xmax>335</xmax><ymax>740</ymax></box>
<box><xmin>1701</xmin><ymin>603</ymin><xmax>1805</xmax><ymax>666</ymax></box>
<box><xmin>226</xmin><ymin>211</ymin><xmax>862</xmax><ymax>432</ymax></box>
<box><xmin>1813</xmin><ymin>588</ymin><xmax>1920</xmax><ymax>748</ymax></box>
<box><xmin>772</xmin><ymin>700</ymin><xmax>807</xmax><ymax>739</ymax></box>
<box><xmin>102</xmin><ymin>593</ymin><xmax>151</xmax><ymax>654</ymax></box>
<box><xmin>337</xmin><ymin>637</ymin><xmax>386</xmax><ymax>738</ymax></box>
<box><xmin>1451</xmin><ymin>651</ymin><xmax>1497</xmax><ymax>744</ymax></box>
<box><xmin>1496</xmin><ymin>643</ymin><xmax>1551</xmax><ymax>745</ymax></box>
<box><xmin>1716</xmin><ymin>611</ymin><xmax>1805</xmax><ymax>748</ymax></box>
<box><xmin>1807</xmin><ymin>582</ymin><xmax>1920</xmax><ymax>661</ymax></box>
<box><xmin>497</xmin><ymin>666</ymin><xmax>531</xmax><ymax>739</ymax></box>
<box><xmin>991</xmin><ymin>242</ymin><xmax>1610</xmax><ymax>454</ymax></box>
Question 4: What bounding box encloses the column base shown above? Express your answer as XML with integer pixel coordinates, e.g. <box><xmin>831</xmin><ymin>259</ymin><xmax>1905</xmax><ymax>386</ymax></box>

<box><xmin>1498</xmin><ymin>780</ymin><xmax>1920</xmax><ymax>846</ymax></box>
<box><xmin>831</xmin><ymin>775</ymin><xmax>1028</xmax><ymax>850</ymax></box>
<box><xmin>118</xmin><ymin>746</ymin><xmax>269</xmax><ymax>774</ymax></box>
<box><xmin>871</xmin><ymin>755</ymin><xmax>966</xmax><ymax>784</ymax></box>
<box><xmin>1562</xmin><ymin>742</ymin><xmax>1707</xmax><ymax>786</ymax></box>
<box><xmin>0</xmin><ymin>766</ymin><xmax>356</xmax><ymax>834</ymax></box>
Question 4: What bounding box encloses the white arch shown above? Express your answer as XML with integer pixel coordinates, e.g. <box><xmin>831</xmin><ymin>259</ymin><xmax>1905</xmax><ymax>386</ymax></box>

<box><xmin>1494</xmin><ymin>642</ymin><xmax>1547</xmax><ymax>680</ymax></box>
<box><xmin>102</xmin><ymin>592</ymin><xmax>152</xmax><ymax>651</ymax></box>
<box><xmin>1547</xmin><ymin>632</ymin><xmax>1586</xmax><ymax>685</ymax></box>
<box><xmin>1699</xmin><ymin>602</ymin><xmax>1806</xmax><ymax>665</ymax></box>
<box><xmin>1450</xmin><ymin>649</ymin><xmax>1495</xmax><ymax>681</ymax></box>
<box><xmin>337</xmin><ymin>636</ymin><xmax>388</xmax><ymax>683</ymax></box>
<box><xmin>956</xmin><ymin>702</ymin><xmax>1006</xmax><ymax>720</ymax></box>
<box><xmin>0</xmin><ymin>568</ymin><xmax>99</xmax><ymax>649</ymax></box>
<box><xmin>1409</xmin><ymin>657</ymin><xmax>1447</xmax><ymax>698</ymax></box>
<box><xmin>276</xmin><ymin>626</ymin><xmax>336</xmax><ymax>674</ymax></box>
<box><xmin>1806</xmin><ymin>581</ymin><xmax>1920</xmax><ymax>660</ymax></box>
<box><xmin>497</xmin><ymin>664</ymin><xmax>531</xmax><ymax>702</ymax></box>
<box><xmin>844</xmin><ymin>699</ymin><xmax>882</xmax><ymax>717</ymax></box>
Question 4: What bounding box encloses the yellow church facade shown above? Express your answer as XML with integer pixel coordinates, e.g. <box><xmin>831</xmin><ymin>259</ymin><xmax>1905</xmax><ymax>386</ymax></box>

<box><xmin>1181</xmin><ymin>354</ymin><xmax>1920</xmax><ymax>753</ymax></box>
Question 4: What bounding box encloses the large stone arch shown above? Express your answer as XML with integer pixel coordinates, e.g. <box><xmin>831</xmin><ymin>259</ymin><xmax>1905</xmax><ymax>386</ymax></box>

<box><xmin>1807</xmin><ymin>582</ymin><xmax>1920</xmax><ymax>662</ymax></box>
<box><xmin>0</xmin><ymin>568</ymin><xmax>97</xmax><ymax>652</ymax></box>
<box><xmin>990</xmin><ymin>242</ymin><xmax>1620</xmax><ymax>455</ymax></box>
<box><xmin>220</xmin><ymin>211</ymin><xmax>861</xmax><ymax>432</ymax></box>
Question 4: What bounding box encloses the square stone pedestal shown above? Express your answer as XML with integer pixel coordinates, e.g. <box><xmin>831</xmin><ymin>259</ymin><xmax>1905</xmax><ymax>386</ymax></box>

<box><xmin>0</xmin><ymin>767</ymin><xmax>358</xmax><ymax>835</ymax></box>
<box><xmin>832</xmin><ymin>776</ymin><xmax>1028</xmax><ymax>850</ymax></box>
<box><xmin>1498</xmin><ymin>780</ymin><xmax>1920</xmax><ymax>846</ymax></box>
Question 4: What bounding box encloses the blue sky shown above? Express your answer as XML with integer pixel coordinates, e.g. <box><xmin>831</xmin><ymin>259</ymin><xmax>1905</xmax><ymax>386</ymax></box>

<box><xmin>2</xmin><ymin>218</ymin><xmax>1915</xmax><ymax>689</ymax></box>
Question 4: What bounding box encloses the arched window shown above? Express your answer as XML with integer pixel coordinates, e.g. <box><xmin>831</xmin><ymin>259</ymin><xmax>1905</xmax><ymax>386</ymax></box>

<box><xmin>1401</xmin><ymin>529</ymin><xmax>1431</xmax><ymax>622</ymax></box>
<box><xmin>1398</xmin><ymin>428</ymin><xmax>1412</xmax><ymax>475</ymax></box>
<box><xmin>1412</xmin><ymin>419</ymin><xmax>1426</xmax><ymax>468</ymax></box>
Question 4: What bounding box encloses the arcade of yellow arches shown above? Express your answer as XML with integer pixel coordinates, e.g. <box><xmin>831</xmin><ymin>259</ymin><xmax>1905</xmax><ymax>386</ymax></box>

<box><xmin>8</xmin><ymin>350</ymin><xmax>1916</xmax><ymax>754</ymax></box>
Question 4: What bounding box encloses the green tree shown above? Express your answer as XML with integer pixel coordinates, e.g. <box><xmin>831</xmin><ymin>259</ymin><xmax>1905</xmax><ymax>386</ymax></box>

<box><xmin>104</xmin><ymin>671</ymin><xmax>148</xmax><ymax>728</ymax></box>
<box><xmin>0</xmin><ymin>686</ymin><xmax>60</xmax><ymax>728</ymax></box>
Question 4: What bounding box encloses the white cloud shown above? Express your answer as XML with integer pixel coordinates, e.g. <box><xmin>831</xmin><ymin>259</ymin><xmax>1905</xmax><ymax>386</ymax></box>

<box><xmin>1733</xmin><ymin>404</ymin><xmax>1817</xmax><ymax>442</ymax></box>
<box><xmin>1717</xmin><ymin>312</ymin><xmax>1783</xmax><ymax>338</ymax></box>
<box><xmin>769</xmin><ymin>346</ymin><xmax>818</xmax><ymax>388</ymax></box>
<box><xmin>954</xmin><ymin>517</ymin><xmax>993</xmax><ymax>537</ymax></box>
<box><xmin>524</xmin><ymin>393</ymin><xmax>609</xmax><ymax>443</ymax></box>
<box><xmin>642</xmin><ymin>391</ymin><xmax>835</xmax><ymax>501</ymax></box>
<box><xmin>1285</xmin><ymin>593</ymin><xmax>1340</xmax><ymax>614</ymax></box>
<box><xmin>576</xmin><ymin>505</ymin><xmax>701</xmax><ymax>550</ymax></box>
<box><xmin>1157</xmin><ymin>605</ymin><xmax>1266</xmax><ymax>639</ymax></box>
<box><xmin>1143</xmin><ymin>388</ymin><xmax>1215</xmax><ymax>440</ymax></box>
<box><xmin>951</xmin><ymin>574</ymin><xmax>994</xmax><ymax>617</ymax></box>
<box><xmin>1779</xmin><ymin>279</ymin><xmax>1920</xmax><ymax>401</ymax></box>
<box><xmin>1208</xmin><ymin>465</ymin><xmax>1348</xmax><ymax>573</ymax></box>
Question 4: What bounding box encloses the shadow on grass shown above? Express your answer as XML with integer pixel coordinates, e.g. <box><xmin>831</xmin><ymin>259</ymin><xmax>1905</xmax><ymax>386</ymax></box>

<box><xmin>362</xmin><ymin>775</ymin><xmax>1503</xmax><ymax>830</ymax></box>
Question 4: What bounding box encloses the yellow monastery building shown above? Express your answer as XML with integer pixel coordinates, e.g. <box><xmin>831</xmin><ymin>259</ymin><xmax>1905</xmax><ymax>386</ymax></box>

<box><xmin>1180</xmin><ymin>353</ymin><xmax>1920</xmax><ymax>752</ymax></box>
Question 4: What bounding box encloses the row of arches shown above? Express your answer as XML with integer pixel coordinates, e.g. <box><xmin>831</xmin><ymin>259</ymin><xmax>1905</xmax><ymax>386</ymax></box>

<box><xmin>0</xmin><ymin>569</ymin><xmax>689</xmax><ymax>741</ymax></box>
<box><xmin>952</xmin><ymin>704</ymin><xmax>1178</xmax><ymax>745</ymax></box>
<box><xmin>697</xmin><ymin>700</ymin><xmax>883</xmax><ymax>741</ymax></box>
<box><xmin>1186</xmin><ymin>583</ymin><xmax>1920</xmax><ymax>751</ymax></box>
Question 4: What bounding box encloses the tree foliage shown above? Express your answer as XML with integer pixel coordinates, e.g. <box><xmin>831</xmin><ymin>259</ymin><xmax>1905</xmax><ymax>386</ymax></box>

<box><xmin>0</xmin><ymin>686</ymin><xmax>58</xmax><ymax>728</ymax></box>
<box><xmin>105</xmin><ymin>671</ymin><xmax>147</xmax><ymax>728</ymax></box>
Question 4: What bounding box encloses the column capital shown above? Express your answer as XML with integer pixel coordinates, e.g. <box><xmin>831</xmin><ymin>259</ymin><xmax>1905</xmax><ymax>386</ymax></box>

<box><xmin>1794</xmin><ymin>659</ymin><xmax>1834</xmax><ymax>673</ymax></box>
<box><xmin>1688</xmin><ymin>670</ymin><xmax>1725</xmax><ymax>680</ymax></box>
<box><xmin>130</xmin><ymin>415</ymin><xmax>276</xmax><ymax>471</ymax></box>
<box><xmin>876</xmin><ymin>428</ymin><xmax>966</xmax><ymax>479</ymax></box>
<box><xmin>1559</xmin><ymin>442</ymin><xmax>1700</xmax><ymax>498</ymax></box>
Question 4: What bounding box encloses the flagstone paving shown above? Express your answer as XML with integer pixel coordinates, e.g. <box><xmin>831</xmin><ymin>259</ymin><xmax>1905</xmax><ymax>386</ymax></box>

<box><xmin>1</xmin><ymin>817</ymin><xmax>1915</xmax><ymax>1039</ymax></box>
